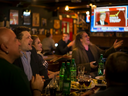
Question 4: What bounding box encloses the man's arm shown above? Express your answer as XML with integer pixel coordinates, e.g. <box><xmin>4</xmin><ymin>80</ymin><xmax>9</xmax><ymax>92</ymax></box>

<box><xmin>58</xmin><ymin>40</ymin><xmax>70</xmax><ymax>54</ymax></box>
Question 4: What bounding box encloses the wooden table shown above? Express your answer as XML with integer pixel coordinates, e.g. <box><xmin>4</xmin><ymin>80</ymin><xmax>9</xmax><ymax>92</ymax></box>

<box><xmin>44</xmin><ymin>54</ymin><xmax>72</xmax><ymax>72</ymax></box>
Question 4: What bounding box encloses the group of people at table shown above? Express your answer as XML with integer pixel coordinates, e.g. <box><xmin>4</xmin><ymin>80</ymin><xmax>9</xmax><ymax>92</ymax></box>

<box><xmin>0</xmin><ymin>26</ymin><xmax>127</xmax><ymax>96</ymax></box>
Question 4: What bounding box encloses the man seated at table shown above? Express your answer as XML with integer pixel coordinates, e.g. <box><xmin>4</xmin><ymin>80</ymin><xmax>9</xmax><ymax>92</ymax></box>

<box><xmin>42</xmin><ymin>32</ymin><xmax>56</xmax><ymax>55</ymax></box>
<box><xmin>13</xmin><ymin>26</ymin><xmax>50</xmax><ymax>88</ymax></box>
<box><xmin>55</xmin><ymin>33</ymin><xmax>74</xmax><ymax>55</ymax></box>
<box><xmin>89</xmin><ymin>52</ymin><xmax>128</xmax><ymax>96</ymax></box>
<box><xmin>72</xmin><ymin>31</ymin><xmax>123</xmax><ymax>78</ymax></box>
<box><xmin>0</xmin><ymin>27</ymin><xmax>44</xmax><ymax>96</ymax></box>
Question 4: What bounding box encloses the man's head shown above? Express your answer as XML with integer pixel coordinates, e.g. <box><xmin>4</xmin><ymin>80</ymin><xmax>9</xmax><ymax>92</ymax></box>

<box><xmin>100</xmin><ymin>13</ymin><xmax>106</xmax><ymax>22</ymax></box>
<box><xmin>0</xmin><ymin>27</ymin><xmax>21</xmax><ymax>63</ymax></box>
<box><xmin>46</xmin><ymin>32</ymin><xmax>52</xmax><ymax>38</ymax></box>
<box><xmin>62</xmin><ymin>33</ymin><xmax>69</xmax><ymax>43</ymax></box>
<box><xmin>105</xmin><ymin>52</ymin><xmax>128</xmax><ymax>85</ymax></box>
<box><xmin>13</xmin><ymin>26</ymin><xmax>33</xmax><ymax>52</ymax></box>
<box><xmin>75</xmin><ymin>31</ymin><xmax>90</xmax><ymax>48</ymax></box>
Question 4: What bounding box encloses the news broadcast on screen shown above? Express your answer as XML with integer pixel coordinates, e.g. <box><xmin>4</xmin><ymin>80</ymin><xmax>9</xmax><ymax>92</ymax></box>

<box><xmin>90</xmin><ymin>5</ymin><xmax>128</xmax><ymax>32</ymax></box>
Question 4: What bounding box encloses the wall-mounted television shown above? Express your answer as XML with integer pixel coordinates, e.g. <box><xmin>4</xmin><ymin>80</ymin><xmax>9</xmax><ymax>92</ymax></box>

<box><xmin>90</xmin><ymin>5</ymin><xmax>128</xmax><ymax>32</ymax></box>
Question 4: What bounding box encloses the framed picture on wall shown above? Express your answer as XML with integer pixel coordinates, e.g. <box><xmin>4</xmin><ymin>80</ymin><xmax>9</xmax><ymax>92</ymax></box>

<box><xmin>41</xmin><ymin>18</ymin><xmax>47</xmax><ymax>27</ymax></box>
<box><xmin>54</xmin><ymin>20</ymin><xmax>60</xmax><ymax>29</ymax></box>
<box><xmin>23</xmin><ymin>10</ymin><xmax>31</xmax><ymax>25</ymax></box>
<box><xmin>10</xmin><ymin>10</ymin><xmax>19</xmax><ymax>25</ymax></box>
<box><xmin>32</xmin><ymin>13</ymin><xmax>40</xmax><ymax>27</ymax></box>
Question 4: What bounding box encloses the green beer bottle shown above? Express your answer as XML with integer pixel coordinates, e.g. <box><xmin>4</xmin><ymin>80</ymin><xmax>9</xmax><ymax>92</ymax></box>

<box><xmin>63</xmin><ymin>62</ymin><xmax>71</xmax><ymax>96</ymax></box>
<box><xmin>98</xmin><ymin>54</ymin><xmax>104</xmax><ymax>76</ymax></box>
<box><xmin>70</xmin><ymin>58</ymin><xmax>77</xmax><ymax>81</ymax></box>
<box><xmin>59</xmin><ymin>62</ymin><xmax>66</xmax><ymax>91</ymax></box>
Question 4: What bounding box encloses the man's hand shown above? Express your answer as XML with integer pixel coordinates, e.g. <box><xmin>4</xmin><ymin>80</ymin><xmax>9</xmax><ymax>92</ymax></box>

<box><xmin>113</xmin><ymin>39</ymin><xmax>123</xmax><ymax>49</ymax></box>
<box><xmin>81</xmin><ymin>89</ymin><xmax>94</xmax><ymax>96</ymax></box>
<box><xmin>31</xmin><ymin>74</ymin><xmax>44</xmax><ymax>91</ymax></box>
<box><xmin>90</xmin><ymin>61</ymin><xmax>98</xmax><ymax>69</ymax></box>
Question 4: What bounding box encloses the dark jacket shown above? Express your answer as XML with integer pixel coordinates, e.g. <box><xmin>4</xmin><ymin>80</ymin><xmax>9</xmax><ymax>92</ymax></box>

<box><xmin>13</xmin><ymin>46</ymin><xmax>50</xmax><ymax>88</ymax></box>
<box><xmin>0</xmin><ymin>58</ymin><xmax>32</xmax><ymax>96</ymax></box>
<box><xmin>91</xmin><ymin>86</ymin><xmax>128</xmax><ymax>96</ymax></box>
<box><xmin>72</xmin><ymin>43</ymin><xmax>115</xmax><ymax>76</ymax></box>
<box><xmin>97</xmin><ymin>21</ymin><xmax>108</xmax><ymax>25</ymax></box>
<box><xmin>55</xmin><ymin>39</ymin><xmax>72</xmax><ymax>55</ymax></box>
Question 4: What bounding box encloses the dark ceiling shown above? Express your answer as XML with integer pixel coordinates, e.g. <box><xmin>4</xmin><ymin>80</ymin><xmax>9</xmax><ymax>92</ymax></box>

<box><xmin>1</xmin><ymin>0</ymin><xmax>128</xmax><ymax>9</ymax></box>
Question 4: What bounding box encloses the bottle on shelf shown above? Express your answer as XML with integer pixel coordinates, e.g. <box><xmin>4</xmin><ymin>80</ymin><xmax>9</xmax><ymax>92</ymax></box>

<box><xmin>70</xmin><ymin>58</ymin><xmax>77</xmax><ymax>81</ymax></box>
<box><xmin>98</xmin><ymin>54</ymin><xmax>104</xmax><ymax>76</ymax></box>
<box><xmin>62</xmin><ymin>62</ymin><xmax>71</xmax><ymax>96</ymax></box>
<box><xmin>59</xmin><ymin>62</ymin><xmax>66</xmax><ymax>91</ymax></box>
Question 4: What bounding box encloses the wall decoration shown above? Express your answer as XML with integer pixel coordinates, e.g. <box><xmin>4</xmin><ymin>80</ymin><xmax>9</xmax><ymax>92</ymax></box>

<box><xmin>32</xmin><ymin>13</ymin><xmax>39</xmax><ymax>27</ymax></box>
<box><xmin>39</xmin><ymin>28</ymin><xmax>45</xmax><ymax>35</ymax></box>
<box><xmin>0</xmin><ymin>21</ymin><xmax>4</xmax><ymax>27</ymax></box>
<box><xmin>41</xmin><ymin>18</ymin><xmax>47</xmax><ymax>27</ymax></box>
<box><xmin>59</xmin><ymin>15</ymin><xmax>62</xmax><ymax>20</ymax></box>
<box><xmin>50</xmin><ymin>28</ymin><xmax>53</xmax><ymax>34</ymax></box>
<box><xmin>31</xmin><ymin>28</ymin><xmax>38</xmax><ymax>35</ymax></box>
<box><xmin>54</xmin><ymin>20</ymin><xmax>60</xmax><ymax>29</ymax></box>
<box><xmin>10</xmin><ymin>10</ymin><xmax>18</xmax><ymax>25</ymax></box>
<box><xmin>76</xmin><ymin>13</ymin><xmax>86</xmax><ymax>25</ymax></box>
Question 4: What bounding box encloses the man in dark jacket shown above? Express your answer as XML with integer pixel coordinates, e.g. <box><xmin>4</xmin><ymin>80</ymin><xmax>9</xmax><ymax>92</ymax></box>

<box><xmin>55</xmin><ymin>33</ymin><xmax>74</xmax><ymax>55</ymax></box>
<box><xmin>96</xmin><ymin>13</ymin><xmax>108</xmax><ymax>25</ymax></box>
<box><xmin>13</xmin><ymin>26</ymin><xmax>50</xmax><ymax>88</ymax></box>
<box><xmin>91</xmin><ymin>52</ymin><xmax>128</xmax><ymax>96</ymax></box>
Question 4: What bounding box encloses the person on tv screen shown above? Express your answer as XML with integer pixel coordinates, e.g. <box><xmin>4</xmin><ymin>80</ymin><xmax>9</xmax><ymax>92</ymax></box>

<box><xmin>96</xmin><ymin>13</ymin><xmax>108</xmax><ymax>25</ymax></box>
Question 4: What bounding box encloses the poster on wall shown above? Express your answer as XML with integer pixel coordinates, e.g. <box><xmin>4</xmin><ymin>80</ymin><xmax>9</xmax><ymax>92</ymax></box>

<box><xmin>41</xmin><ymin>18</ymin><xmax>47</xmax><ymax>27</ymax></box>
<box><xmin>10</xmin><ymin>10</ymin><xmax>18</xmax><ymax>25</ymax></box>
<box><xmin>32</xmin><ymin>13</ymin><xmax>39</xmax><ymax>27</ymax></box>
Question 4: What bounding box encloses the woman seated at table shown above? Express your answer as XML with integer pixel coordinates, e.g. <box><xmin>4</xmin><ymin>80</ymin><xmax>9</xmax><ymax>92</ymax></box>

<box><xmin>72</xmin><ymin>31</ymin><xmax>123</xmax><ymax>78</ymax></box>
<box><xmin>31</xmin><ymin>35</ymin><xmax>59</xmax><ymax>78</ymax></box>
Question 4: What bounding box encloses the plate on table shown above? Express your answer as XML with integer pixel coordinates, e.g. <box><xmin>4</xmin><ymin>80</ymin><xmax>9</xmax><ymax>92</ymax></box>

<box><xmin>93</xmin><ymin>76</ymin><xmax>107</xmax><ymax>87</ymax></box>
<box><xmin>71</xmin><ymin>80</ymin><xmax>95</xmax><ymax>90</ymax></box>
<box><xmin>95</xmin><ymin>76</ymin><xmax>105</xmax><ymax>80</ymax></box>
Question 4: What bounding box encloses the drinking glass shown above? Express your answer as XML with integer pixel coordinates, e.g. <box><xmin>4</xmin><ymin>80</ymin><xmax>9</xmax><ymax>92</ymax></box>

<box><xmin>77</xmin><ymin>66</ymin><xmax>85</xmax><ymax>95</ymax></box>
<box><xmin>84</xmin><ymin>75</ymin><xmax>91</xmax><ymax>88</ymax></box>
<box><xmin>77</xmin><ymin>66</ymin><xmax>85</xmax><ymax>80</ymax></box>
<box><xmin>48</xmin><ymin>76</ymin><xmax>58</xmax><ymax>96</ymax></box>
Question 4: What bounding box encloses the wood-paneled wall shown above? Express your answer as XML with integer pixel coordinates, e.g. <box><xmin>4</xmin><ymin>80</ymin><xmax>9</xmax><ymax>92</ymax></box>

<box><xmin>37</xmin><ymin>34</ymin><xmax>76</xmax><ymax>43</ymax></box>
<box><xmin>90</xmin><ymin>36</ymin><xmax>128</xmax><ymax>48</ymax></box>
<box><xmin>37</xmin><ymin>35</ymin><xmax>128</xmax><ymax>48</ymax></box>
<box><xmin>37</xmin><ymin>34</ymin><xmax>63</xmax><ymax>43</ymax></box>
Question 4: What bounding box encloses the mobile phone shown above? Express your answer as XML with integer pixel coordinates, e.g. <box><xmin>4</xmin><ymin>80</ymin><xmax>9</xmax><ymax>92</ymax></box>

<box><xmin>93</xmin><ymin>62</ymin><xmax>97</xmax><ymax>65</ymax></box>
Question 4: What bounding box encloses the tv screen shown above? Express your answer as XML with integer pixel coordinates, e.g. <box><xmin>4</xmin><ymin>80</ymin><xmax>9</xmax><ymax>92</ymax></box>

<box><xmin>90</xmin><ymin>5</ymin><xmax>128</xmax><ymax>32</ymax></box>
